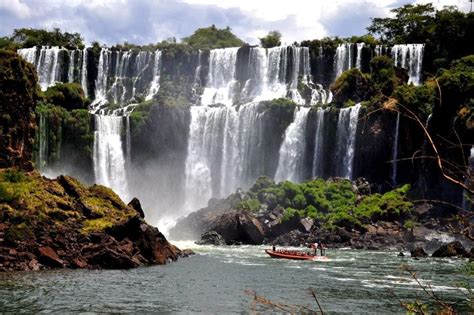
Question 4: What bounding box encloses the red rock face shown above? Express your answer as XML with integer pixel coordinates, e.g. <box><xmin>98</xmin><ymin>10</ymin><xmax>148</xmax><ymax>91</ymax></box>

<box><xmin>0</xmin><ymin>50</ymin><xmax>39</xmax><ymax>170</ymax></box>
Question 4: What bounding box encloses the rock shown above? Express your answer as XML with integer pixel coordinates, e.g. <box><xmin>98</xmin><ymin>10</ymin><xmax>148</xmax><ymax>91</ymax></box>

<box><xmin>180</xmin><ymin>249</ymin><xmax>195</xmax><ymax>257</ymax></box>
<box><xmin>432</xmin><ymin>241</ymin><xmax>469</xmax><ymax>258</ymax></box>
<box><xmin>28</xmin><ymin>259</ymin><xmax>40</xmax><ymax>271</ymax></box>
<box><xmin>0</xmin><ymin>50</ymin><xmax>38</xmax><ymax>170</ymax></box>
<box><xmin>272</xmin><ymin>230</ymin><xmax>308</xmax><ymax>247</ymax></box>
<box><xmin>206</xmin><ymin>211</ymin><xmax>266</xmax><ymax>245</ymax></box>
<box><xmin>411</xmin><ymin>246</ymin><xmax>428</xmax><ymax>258</ymax></box>
<box><xmin>196</xmin><ymin>231</ymin><xmax>225</xmax><ymax>245</ymax></box>
<box><xmin>398</xmin><ymin>252</ymin><xmax>405</xmax><ymax>257</ymax></box>
<box><xmin>37</xmin><ymin>246</ymin><xmax>64</xmax><ymax>268</ymax></box>
<box><xmin>128</xmin><ymin>198</ymin><xmax>145</xmax><ymax>218</ymax></box>
<box><xmin>87</xmin><ymin>248</ymin><xmax>140</xmax><ymax>269</ymax></box>
<box><xmin>72</xmin><ymin>258</ymin><xmax>88</xmax><ymax>269</ymax></box>
<box><xmin>8</xmin><ymin>249</ymin><xmax>17</xmax><ymax>256</ymax></box>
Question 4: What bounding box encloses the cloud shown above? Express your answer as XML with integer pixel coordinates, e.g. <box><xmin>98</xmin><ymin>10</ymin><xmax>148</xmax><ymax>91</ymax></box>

<box><xmin>0</xmin><ymin>0</ymin><xmax>469</xmax><ymax>45</ymax></box>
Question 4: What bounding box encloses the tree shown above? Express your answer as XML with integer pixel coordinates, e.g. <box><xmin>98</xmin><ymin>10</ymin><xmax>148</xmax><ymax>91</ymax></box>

<box><xmin>10</xmin><ymin>28</ymin><xmax>84</xmax><ymax>49</ymax></box>
<box><xmin>182</xmin><ymin>25</ymin><xmax>244</xmax><ymax>50</ymax></box>
<box><xmin>259</xmin><ymin>31</ymin><xmax>282</xmax><ymax>48</ymax></box>
<box><xmin>367</xmin><ymin>4</ymin><xmax>435</xmax><ymax>43</ymax></box>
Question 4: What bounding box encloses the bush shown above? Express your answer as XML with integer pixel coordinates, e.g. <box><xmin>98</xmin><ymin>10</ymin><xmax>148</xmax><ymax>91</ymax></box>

<box><xmin>182</xmin><ymin>25</ymin><xmax>244</xmax><ymax>49</ymax></box>
<box><xmin>331</xmin><ymin>69</ymin><xmax>375</xmax><ymax>106</ymax></box>
<box><xmin>370</xmin><ymin>56</ymin><xmax>397</xmax><ymax>96</ymax></box>
<box><xmin>43</xmin><ymin>83</ymin><xmax>87</xmax><ymax>111</ymax></box>
<box><xmin>259</xmin><ymin>31</ymin><xmax>282</xmax><ymax>48</ymax></box>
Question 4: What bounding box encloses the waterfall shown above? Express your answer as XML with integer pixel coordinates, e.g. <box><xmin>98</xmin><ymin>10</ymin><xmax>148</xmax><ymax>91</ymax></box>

<box><xmin>18</xmin><ymin>46</ymin><xmax>63</xmax><ymax>90</ymax></box>
<box><xmin>80</xmin><ymin>48</ymin><xmax>88</xmax><ymax>97</ymax></box>
<box><xmin>375</xmin><ymin>45</ymin><xmax>384</xmax><ymax>56</ymax></box>
<box><xmin>184</xmin><ymin>103</ymin><xmax>263</xmax><ymax>211</ymax></box>
<box><xmin>391</xmin><ymin>44</ymin><xmax>424</xmax><ymax>85</ymax></box>
<box><xmin>334</xmin><ymin>43</ymin><xmax>354</xmax><ymax>80</ymax></box>
<box><xmin>336</xmin><ymin>103</ymin><xmax>361</xmax><ymax>179</ymax></box>
<box><xmin>275</xmin><ymin>107</ymin><xmax>311</xmax><ymax>183</ymax></box>
<box><xmin>145</xmin><ymin>50</ymin><xmax>162</xmax><ymax>101</ymax></box>
<box><xmin>37</xmin><ymin>111</ymin><xmax>48</xmax><ymax>170</ymax></box>
<box><xmin>356</xmin><ymin>43</ymin><xmax>364</xmax><ymax>69</ymax></box>
<box><xmin>67</xmin><ymin>50</ymin><xmax>76</xmax><ymax>83</ymax></box>
<box><xmin>93</xmin><ymin>114</ymin><xmax>129</xmax><ymax>200</ymax></box>
<box><xmin>201</xmin><ymin>48</ymin><xmax>239</xmax><ymax>106</ymax></box>
<box><xmin>391</xmin><ymin>112</ymin><xmax>401</xmax><ymax>186</ymax></box>
<box><xmin>312</xmin><ymin>108</ymin><xmax>326</xmax><ymax>178</ymax></box>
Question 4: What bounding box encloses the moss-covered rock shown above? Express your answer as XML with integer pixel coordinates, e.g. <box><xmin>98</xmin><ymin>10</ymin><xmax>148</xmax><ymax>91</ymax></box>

<box><xmin>331</xmin><ymin>68</ymin><xmax>375</xmax><ymax>106</ymax></box>
<box><xmin>0</xmin><ymin>50</ymin><xmax>39</xmax><ymax>170</ymax></box>
<box><xmin>0</xmin><ymin>169</ymin><xmax>183</xmax><ymax>271</ymax></box>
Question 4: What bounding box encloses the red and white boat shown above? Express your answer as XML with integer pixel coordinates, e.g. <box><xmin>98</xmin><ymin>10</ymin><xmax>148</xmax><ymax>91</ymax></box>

<box><xmin>265</xmin><ymin>249</ymin><xmax>328</xmax><ymax>261</ymax></box>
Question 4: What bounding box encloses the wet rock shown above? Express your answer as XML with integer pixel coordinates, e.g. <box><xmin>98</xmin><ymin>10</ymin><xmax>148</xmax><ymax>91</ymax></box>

<box><xmin>207</xmin><ymin>211</ymin><xmax>266</xmax><ymax>245</ymax></box>
<box><xmin>87</xmin><ymin>248</ymin><xmax>140</xmax><ymax>269</ymax></box>
<box><xmin>37</xmin><ymin>246</ymin><xmax>64</xmax><ymax>268</ymax></box>
<box><xmin>128</xmin><ymin>198</ymin><xmax>145</xmax><ymax>218</ymax></box>
<box><xmin>196</xmin><ymin>231</ymin><xmax>225</xmax><ymax>246</ymax></box>
<box><xmin>28</xmin><ymin>259</ymin><xmax>40</xmax><ymax>271</ymax></box>
<box><xmin>432</xmin><ymin>241</ymin><xmax>469</xmax><ymax>258</ymax></box>
<box><xmin>72</xmin><ymin>258</ymin><xmax>88</xmax><ymax>269</ymax></box>
<box><xmin>410</xmin><ymin>246</ymin><xmax>428</xmax><ymax>258</ymax></box>
<box><xmin>180</xmin><ymin>249</ymin><xmax>195</xmax><ymax>257</ymax></box>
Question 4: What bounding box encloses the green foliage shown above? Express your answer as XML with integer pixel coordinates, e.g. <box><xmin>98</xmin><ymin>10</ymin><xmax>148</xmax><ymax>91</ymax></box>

<box><xmin>0</xmin><ymin>170</ymin><xmax>30</xmax><ymax>202</ymax></box>
<box><xmin>259</xmin><ymin>31</ymin><xmax>282</xmax><ymax>48</ymax></box>
<box><xmin>331</xmin><ymin>69</ymin><xmax>375</xmax><ymax>105</ymax></box>
<box><xmin>10</xmin><ymin>28</ymin><xmax>84</xmax><ymax>49</ymax></box>
<box><xmin>237</xmin><ymin>198</ymin><xmax>261</xmax><ymax>212</ymax></box>
<box><xmin>370</xmin><ymin>56</ymin><xmax>397</xmax><ymax>96</ymax></box>
<box><xmin>239</xmin><ymin>177</ymin><xmax>413</xmax><ymax>230</ymax></box>
<box><xmin>182</xmin><ymin>25</ymin><xmax>245</xmax><ymax>49</ymax></box>
<box><xmin>367</xmin><ymin>4</ymin><xmax>436</xmax><ymax>43</ymax></box>
<box><xmin>43</xmin><ymin>83</ymin><xmax>88</xmax><ymax>111</ymax></box>
<box><xmin>437</xmin><ymin>55</ymin><xmax>474</xmax><ymax>110</ymax></box>
<box><xmin>394</xmin><ymin>84</ymin><xmax>435</xmax><ymax>119</ymax></box>
<box><xmin>0</xmin><ymin>36</ymin><xmax>19</xmax><ymax>51</ymax></box>
<box><xmin>367</xmin><ymin>4</ymin><xmax>474</xmax><ymax>71</ymax></box>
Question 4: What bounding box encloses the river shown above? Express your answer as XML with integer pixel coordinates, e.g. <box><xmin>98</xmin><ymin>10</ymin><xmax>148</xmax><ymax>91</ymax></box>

<box><xmin>0</xmin><ymin>243</ymin><xmax>471</xmax><ymax>313</ymax></box>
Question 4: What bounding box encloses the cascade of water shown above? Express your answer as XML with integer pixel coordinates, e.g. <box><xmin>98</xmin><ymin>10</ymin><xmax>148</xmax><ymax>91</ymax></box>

<box><xmin>356</xmin><ymin>43</ymin><xmax>364</xmax><ymax>69</ymax></box>
<box><xmin>201</xmin><ymin>48</ymin><xmax>239</xmax><ymax>106</ymax></box>
<box><xmin>275</xmin><ymin>107</ymin><xmax>311</xmax><ymax>183</ymax></box>
<box><xmin>335</xmin><ymin>103</ymin><xmax>361</xmax><ymax>179</ymax></box>
<box><xmin>37</xmin><ymin>111</ymin><xmax>48</xmax><ymax>170</ymax></box>
<box><xmin>312</xmin><ymin>108</ymin><xmax>326</xmax><ymax>178</ymax></box>
<box><xmin>93</xmin><ymin>114</ymin><xmax>129</xmax><ymax>200</ymax></box>
<box><xmin>184</xmin><ymin>103</ymin><xmax>263</xmax><ymax>212</ymax></box>
<box><xmin>391</xmin><ymin>112</ymin><xmax>401</xmax><ymax>186</ymax></box>
<box><xmin>67</xmin><ymin>50</ymin><xmax>76</xmax><ymax>83</ymax></box>
<box><xmin>146</xmin><ymin>50</ymin><xmax>162</xmax><ymax>101</ymax></box>
<box><xmin>94</xmin><ymin>48</ymin><xmax>111</xmax><ymax>105</ymax></box>
<box><xmin>391</xmin><ymin>44</ymin><xmax>424</xmax><ymax>85</ymax></box>
<box><xmin>80</xmin><ymin>48</ymin><xmax>88</xmax><ymax>97</ymax></box>
<box><xmin>18</xmin><ymin>46</ymin><xmax>63</xmax><ymax>90</ymax></box>
<box><xmin>375</xmin><ymin>45</ymin><xmax>385</xmax><ymax>56</ymax></box>
<box><xmin>334</xmin><ymin>43</ymin><xmax>354</xmax><ymax>80</ymax></box>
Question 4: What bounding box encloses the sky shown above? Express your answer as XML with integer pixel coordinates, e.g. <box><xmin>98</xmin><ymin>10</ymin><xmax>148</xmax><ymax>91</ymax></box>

<box><xmin>0</xmin><ymin>0</ymin><xmax>470</xmax><ymax>46</ymax></box>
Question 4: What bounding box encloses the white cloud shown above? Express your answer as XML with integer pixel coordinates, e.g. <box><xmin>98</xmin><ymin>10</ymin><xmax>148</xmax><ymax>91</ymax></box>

<box><xmin>0</xmin><ymin>0</ymin><xmax>32</xmax><ymax>19</ymax></box>
<box><xmin>0</xmin><ymin>0</ymin><xmax>470</xmax><ymax>45</ymax></box>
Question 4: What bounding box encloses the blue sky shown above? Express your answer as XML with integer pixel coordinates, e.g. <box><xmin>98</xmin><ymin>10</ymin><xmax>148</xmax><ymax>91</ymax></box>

<box><xmin>0</xmin><ymin>0</ymin><xmax>470</xmax><ymax>45</ymax></box>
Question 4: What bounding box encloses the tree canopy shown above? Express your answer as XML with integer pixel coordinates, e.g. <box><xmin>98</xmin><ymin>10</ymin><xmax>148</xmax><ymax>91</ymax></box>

<box><xmin>182</xmin><ymin>25</ymin><xmax>244</xmax><ymax>50</ymax></box>
<box><xmin>259</xmin><ymin>31</ymin><xmax>282</xmax><ymax>48</ymax></box>
<box><xmin>10</xmin><ymin>28</ymin><xmax>84</xmax><ymax>49</ymax></box>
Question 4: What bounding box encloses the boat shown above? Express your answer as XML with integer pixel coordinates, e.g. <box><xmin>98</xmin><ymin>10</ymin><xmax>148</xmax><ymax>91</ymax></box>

<box><xmin>265</xmin><ymin>249</ymin><xmax>328</xmax><ymax>261</ymax></box>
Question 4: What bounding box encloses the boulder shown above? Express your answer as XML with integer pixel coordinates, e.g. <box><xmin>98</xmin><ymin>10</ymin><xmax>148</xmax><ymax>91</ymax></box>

<box><xmin>410</xmin><ymin>246</ymin><xmax>428</xmax><ymax>258</ymax></box>
<box><xmin>207</xmin><ymin>211</ymin><xmax>265</xmax><ymax>245</ymax></box>
<box><xmin>128</xmin><ymin>198</ymin><xmax>145</xmax><ymax>218</ymax></box>
<box><xmin>86</xmin><ymin>248</ymin><xmax>140</xmax><ymax>269</ymax></box>
<box><xmin>37</xmin><ymin>246</ymin><xmax>64</xmax><ymax>268</ymax></box>
<box><xmin>432</xmin><ymin>241</ymin><xmax>469</xmax><ymax>258</ymax></box>
<box><xmin>196</xmin><ymin>231</ymin><xmax>225</xmax><ymax>246</ymax></box>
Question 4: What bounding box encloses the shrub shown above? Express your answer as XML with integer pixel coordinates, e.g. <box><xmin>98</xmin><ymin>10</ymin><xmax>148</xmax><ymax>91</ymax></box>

<box><xmin>259</xmin><ymin>31</ymin><xmax>282</xmax><ymax>48</ymax></box>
